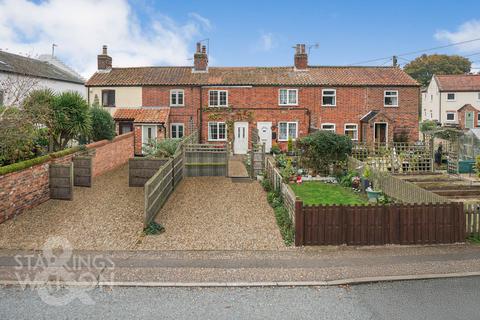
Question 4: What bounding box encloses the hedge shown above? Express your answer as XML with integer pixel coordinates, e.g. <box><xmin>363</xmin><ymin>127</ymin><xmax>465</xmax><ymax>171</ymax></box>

<box><xmin>0</xmin><ymin>145</ymin><xmax>85</xmax><ymax>176</ymax></box>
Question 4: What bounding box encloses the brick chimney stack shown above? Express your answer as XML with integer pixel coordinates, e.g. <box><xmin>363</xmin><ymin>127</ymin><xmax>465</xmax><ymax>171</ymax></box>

<box><xmin>193</xmin><ymin>42</ymin><xmax>208</xmax><ymax>72</ymax></box>
<box><xmin>294</xmin><ymin>44</ymin><xmax>308</xmax><ymax>70</ymax></box>
<box><xmin>97</xmin><ymin>45</ymin><xmax>112</xmax><ymax>71</ymax></box>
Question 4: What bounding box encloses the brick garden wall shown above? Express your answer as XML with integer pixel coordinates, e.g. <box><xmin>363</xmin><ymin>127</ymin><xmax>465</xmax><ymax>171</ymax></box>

<box><xmin>0</xmin><ymin>154</ymin><xmax>75</xmax><ymax>223</ymax></box>
<box><xmin>87</xmin><ymin>132</ymin><xmax>134</xmax><ymax>176</ymax></box>
<box><xmin>0</xmin><ymin>132</ymin><xmax>134</xmax><ymax>223</ymax></box>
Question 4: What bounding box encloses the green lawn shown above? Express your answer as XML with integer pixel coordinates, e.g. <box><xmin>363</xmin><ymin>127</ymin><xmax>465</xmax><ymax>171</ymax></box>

<box><xmin>290</xmin><ymin>181</ymin><xmax>368</xmax><ymax>206</ymax></box>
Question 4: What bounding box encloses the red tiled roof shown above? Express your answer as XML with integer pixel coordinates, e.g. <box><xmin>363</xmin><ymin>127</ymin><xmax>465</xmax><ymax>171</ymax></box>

<box><xmin>113</xmin><ymin>108</ymin><xmax>169</xmax><ymax>124</ymax></box>
<box><xmin>435</xmin><ymin>74</ymin><xmax>480</xmax><ymax>91</ymax></box>
<box><xmin>113</xmin><ymin>108</ymin><xmax>141</xmax><ymax>120</ymax></box>
<box><xmin>86</xmin><ymin>66</ymin><xmax>419</xmax><ymax>87</ymax></box>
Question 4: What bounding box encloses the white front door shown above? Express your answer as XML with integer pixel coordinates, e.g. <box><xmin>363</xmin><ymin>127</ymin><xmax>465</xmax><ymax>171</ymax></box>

<box><xmin>142</xmin><ymin>125</ymin><xmax>157</xmax><ymax>148</ymax></box>
<box><xmin>257</xmin><ymin>122</ymin><xmax>272</xmax><ymax>152</ymax></box>
<box><xmin>234</xmin><ymin>122</ymin><xmax>249</xmax><ymax>154</ymax></box>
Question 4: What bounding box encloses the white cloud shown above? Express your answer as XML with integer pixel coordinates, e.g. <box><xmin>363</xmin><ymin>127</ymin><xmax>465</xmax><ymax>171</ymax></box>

<box><xmin>435</xmin><ymin>20</ymin><xmax>480</xmax><ymax>52</ymax></box>
<box><xmin>0</xmin><ymin>0</ymin><xmax>210</xmax><ymax>77</ymax></box>
<box><xmin>252</xmin><ymin>32</ymin><xmax>277</xmax><ymax>52</ymax></box>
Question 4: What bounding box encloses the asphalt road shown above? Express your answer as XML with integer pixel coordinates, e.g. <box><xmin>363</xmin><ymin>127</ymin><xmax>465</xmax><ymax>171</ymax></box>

<box><xmin>1</xmin><ymin>277</ymin><xmax>479</xmax><ymax>319</ymax></box>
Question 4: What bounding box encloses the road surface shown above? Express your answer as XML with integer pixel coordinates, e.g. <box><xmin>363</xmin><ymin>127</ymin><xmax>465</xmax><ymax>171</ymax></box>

<box><xmin>1</xmin><ymin>277</ymin><xmax>479</xmax><ymax>319</ymax></box>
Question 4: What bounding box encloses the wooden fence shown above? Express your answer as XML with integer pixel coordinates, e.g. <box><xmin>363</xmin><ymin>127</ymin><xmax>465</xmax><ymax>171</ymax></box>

<box><xmin>348</xmin><ymin>156</ymin><xmax>448</xmax><ymax>204</ymax></box>
<box><xmin>129</xmin><ymin>158</ymin><xmax>169</xmax><ymax>187</ymax></box>
<box><xmin>184</xmin><ymin>144</ymin><xmax>228</xmax><ymax>177</ymax></box>
<box><xmin>265</xmin><ymin>157</ymin><xmax>297</xmax><ymax>223</ymax></box>
<box><xmin>73</xmin><ymin>156</ymin><xmax>92</xmax><ymax>187</ymax></box>
<box><xmin>143</xmin><ymin>148</ymin><xmax>184</xmax><ymax>227</ymax></box>
<box><xmin>352</xmin><ymin>142</ymin><xmax>433</xmax><ymax>174</ymax></box>
<box><xmin>49</xmin><ymin>163</ymin><xmax>74</xmax><ymax>200</ymax></box>
<box><xmin>465</xmin><ymin>203</ymin><xmax>480</xmax><ymax>238</ymax></box>
<box><xmin>295</xmin><ymin>201</ymin><xmax>465</xmax><ymax>246</ymax></box>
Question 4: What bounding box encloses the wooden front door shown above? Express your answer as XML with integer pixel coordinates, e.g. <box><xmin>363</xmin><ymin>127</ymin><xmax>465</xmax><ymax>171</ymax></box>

<box><xmin>374</xmin><ymin>123</ymin><xmax>387</xmax><ymax>144</ymax></box>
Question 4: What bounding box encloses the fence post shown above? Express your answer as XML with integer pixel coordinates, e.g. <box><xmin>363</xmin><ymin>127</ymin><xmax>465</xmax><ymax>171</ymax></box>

<box><xmin>294</xmin><ymin>197</ymin><xmax>304</xmax><ymax>246</ymax></box>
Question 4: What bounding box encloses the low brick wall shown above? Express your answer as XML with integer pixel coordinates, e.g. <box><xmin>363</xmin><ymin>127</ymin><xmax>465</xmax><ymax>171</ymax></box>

<box><xmin>0</xmin><ymin>132</ymin><xmax>134</xmax><ymax>223</ymax></box>
<box><xmin>0</xmin><ymin>154</ymin><xmax>75</xmax><ymax>223</ymax></box>
<box><xmin>87</xmin><ymin>132</ymin><xmax>134</xmax><ymax>177</ymax></box>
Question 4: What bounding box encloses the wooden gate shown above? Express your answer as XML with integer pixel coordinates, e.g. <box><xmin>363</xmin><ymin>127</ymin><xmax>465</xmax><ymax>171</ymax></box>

<box><xmin>73</xmin><ymin>156</ymin><xmax>92</xmax><ymax>187</ymax></box>
<box><xmin>49</xmin><ymin>163</ymin><xmax>74</xmax><ymax>200</ymax></box>
<box><xmin>184</xmin><ymin>144</ymin><xmax>228</xmax><ymax>176</ymax></box>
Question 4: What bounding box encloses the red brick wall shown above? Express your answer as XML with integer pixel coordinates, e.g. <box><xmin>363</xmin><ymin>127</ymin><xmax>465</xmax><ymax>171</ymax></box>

<box><xmin>0</xmin><ymin>154</ymin><xmax>75</xmax><ymax>223</ymax></box>
<box><xmin>87</xmin><ymin>132</ymin><xmax>134</xmax><ymax>177</ymax></box>
<box><xmin>0</xmin><ymin>132</ymin><xmax>135</xmax><ymax>224</ymax></box>
<box><xmin>457</xmin><ymin>105</ymin><xmax>479</xmax><ymax>130</ymax></box>
<box><xmin>142</xmin><ymin>85</ymin><xmax>420</xmax><ymax>147</ymax></box>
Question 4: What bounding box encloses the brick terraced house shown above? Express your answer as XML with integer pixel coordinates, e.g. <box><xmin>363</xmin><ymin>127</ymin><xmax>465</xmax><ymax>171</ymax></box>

<box><xmin>86</xmin><ymin>44</ymin><xmax>420</xmax><ymax>155</ymax></box>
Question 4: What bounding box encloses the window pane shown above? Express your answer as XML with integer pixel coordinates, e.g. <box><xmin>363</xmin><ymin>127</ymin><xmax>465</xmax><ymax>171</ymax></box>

<box><xmin>219</xmin><ymin>91</ymin><xmax>227</xmax><ymax>106</ymax></box>
<box><xmin>288</xmin><ymin>123</ymin><xmax>297</xmax><ymax>139</ymax></box>
<box><xmin>171</xmin><ymin>125</ymin><xmax>177</xmax><ymax>138</ymax></box>
<box><xmin>219</xmin><ymin>123</ymin><xmax>226</xmax><ymax>139</ymax></box>
<box><xmin>279</xmin><ymin>123</ymin><xmax>287</xmax><ymax>140</ymax></box>
<box><xmin>280</xmin><ymin>90</ymin><xmax>287</xmax><ymax>104</ymax></box>
<box><xmin>178</xmin><ymin>125</ymin><xmax>184</xmax><ymax>138</ymax></box>
<box><xmin>209</xmin><ymin>91</ymin><xmax>218</xmax><ymax>106</ymax></box>
<box><xmin>178</xmin><ymin>92</ymin><xmax>183</xmax><ymax>105</ymax></box>
<box><xmin>171</xmin><ymin>92</ymin><xmax>177</xmax><ymax>105</ymax></box>
<box><xmin>447</xmin><ymin>93</ymin><xmax>455</xmax><ymax>100</ymax></box>
<box><xmin>288</xmin><ymin>90</ymin><xmax>297</xmax><ymax>104</ymax></box>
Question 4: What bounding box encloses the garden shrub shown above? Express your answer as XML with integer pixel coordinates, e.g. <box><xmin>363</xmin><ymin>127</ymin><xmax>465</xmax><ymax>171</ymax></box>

<box><xmin>271</xmin><ymin>144</ymin><xmax>281</xmax><ymax>155</ymax></box>
<box><xmin>265</xmin><ymin>187</ymin><xmax>294</xmax><ymax>246</ymax></box>
<box><xmin>339</xmin><ymin>171</ymin><xmax>358</xmax><ymax>188</ymax></box>
<box><xmin>296</xmin><ymin>130</ymin><xmax>352</xmax><ymax>175</ymax></box>
<box><xmin>275</xmin><ymin>154</ymin><xmax>287</xmax><ymax>168</ymax></box>
<box><xmin>90</xmin><ymin>104</ymin><xmax>115</xmax><ymax>141</ymax></box>
<box><xmin>261</xmin><ymin>178</ymin><xmax>272</xmax><ymax>192</ymax></box>
<box><xmin>143</xmin><ymin>138</ymin><xmax>181</xmax><ymax>158</ymax></box>
<box><xmin>143</xmin><ymin>221</ymin><xmax>165</xmax><ymax>235</ymax></box>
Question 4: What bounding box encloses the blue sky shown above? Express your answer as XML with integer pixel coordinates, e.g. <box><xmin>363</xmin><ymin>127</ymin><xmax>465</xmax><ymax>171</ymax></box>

<box><xmin>1</xmin><ymin>0</ymin><xmax>480</xmax><ymax>76</ymax></box>
<box><xmin>154</xmin><ymin>0</ymin><xmax>480</xmax><ymax>67</ymax></box>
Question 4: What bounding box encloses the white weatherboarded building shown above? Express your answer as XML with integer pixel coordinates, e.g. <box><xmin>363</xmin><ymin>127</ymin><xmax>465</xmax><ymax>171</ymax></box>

<box><xmin>0</xmin><ymin>50</ymin><xmax>85</xmax><ymax>107</ymax></box>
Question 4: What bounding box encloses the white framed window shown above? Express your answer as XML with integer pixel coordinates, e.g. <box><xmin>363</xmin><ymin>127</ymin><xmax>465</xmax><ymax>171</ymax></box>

<box><xmin>170</xmin><ymin>123</ymin><xmax>184</xmax><ymax>139</ymax></box>
<box><xmin>321</xmin><ymin>123</ymin><xmax>336</xmax><ymax>132</ymax></box>
<box><xmin>446</xmin><ymin>112</ymin><xmax>456</xmax><ymax>122</ymax></box>
<box><xmin>279</xmin><ymin>89</ymin><xmax>298</xmax><ymax>106</ymax></box>
<box><xmin>477</xmin><ymin>113</ymin><xmax>480</xmax><ymax>126</ymax></box>
<box><xmin>170</xmin><ymin>89</ymin><xmax>184</xmax><ymax>107</ymax></box>
<box><xmin>208</xmin><ymin>122</ymin><xmax>227</xmax><ymax>141</ymax></box>
<box><xmin>209</xmin><ymin>90</ymin><xmax>228</xmax><ymax>107</ymax></box>
<box><xmin>278</xmin><ymin>122</ymin><xmax>298</xmax><ymax>141</ymax></box>
<box><xmin>477</xmin><ymin>92</ymin><xmax>480</xmax><ymax>101</ymax></box>
<box><xmin>344</xmin><ymin>123</ymin><xmax>358</xmax><ymax>140</ymax></box>
<box><xmin>446</xmin><ymin>93</ymin><xmax>456</xmax><ymax>101</ymax></box>
<box><xmin>322</xmin><ymin>89</ymin><xmax>336</xmax><ymax>106</ymax></box>
<box><xmin>384</xmin><ymin>90</ymin><xmax>398</xmax><ymax>107</ymax></box>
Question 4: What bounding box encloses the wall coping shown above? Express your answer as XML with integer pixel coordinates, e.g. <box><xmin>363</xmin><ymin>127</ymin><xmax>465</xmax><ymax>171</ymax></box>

<box><xmin>86</xmin><ymin>132</ymin><xmax>134</xmax><ymax>149</ymax></box>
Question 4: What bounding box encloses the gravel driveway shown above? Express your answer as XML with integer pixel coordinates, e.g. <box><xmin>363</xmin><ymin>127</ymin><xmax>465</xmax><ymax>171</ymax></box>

<box><xmin>138</xmin><ymin>177</ymin><xmax>285</xmax><ymax>250</ymax></box>
<box><xmin>0</xmin><ymin>165</ymin><xmax>284</xmax><ymax>251</ymax></box>
<box><xmin>0</xmin><ymin>165</ymin><xmax>145</xmax><ymax>250</ymax></box>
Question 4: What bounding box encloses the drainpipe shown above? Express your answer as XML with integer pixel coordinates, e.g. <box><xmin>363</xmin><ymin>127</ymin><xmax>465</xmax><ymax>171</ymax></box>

<box><xmin>439</xmin><ymin>92</ymin><xmax>442</xmax><ymax>124</ymax></box>
<box><xmin>199</xmin><ymin>87</ymin><xmax>203</xmax><ymax>143</ymax></box>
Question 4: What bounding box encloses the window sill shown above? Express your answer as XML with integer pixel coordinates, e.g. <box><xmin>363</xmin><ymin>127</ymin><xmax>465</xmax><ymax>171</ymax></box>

<box><xmin>383</xmin><ymin>105</ymin><xmax>399</xmax><ymax>108</ymax></box>
<box><xmin>208</xmin><ymin>105</ymin><xmax>229</xmax><ymax>108</ymax></box>
<box><xmin>322</xmin><ymin>105</ymin><xmax>336</xmax><ymax>107</ymax></box>
<box><xmin>170</xmin><ymin>105</ymin><xmax>185</xmax><ymax>107</ymax></box>
<box><xmin>208</xmin><ymin>139</ymin><xmax>227</xmax><ymax>142</ymax></box>
<box><xmin>279</xmin><ymin>104</ymin><xmax>298</xmax><ymax>107</ymax></box>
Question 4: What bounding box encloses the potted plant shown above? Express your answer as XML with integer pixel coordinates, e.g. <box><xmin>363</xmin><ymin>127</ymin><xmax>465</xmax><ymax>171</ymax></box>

<box><xmin>362</xmin><ymin>164</ymin><xmax>372</xmax><ymax>190</ymax></box>
<box><xmin>271</xmin><ymin>144</ymin><xmax>281</xmax><ymax>156</ymax></box>
<box><xmin>366</xmin><ymin>186</ymin><xmax>382</xmax><ymax>203</ymax></box>
<box><xmin>287</xmin><ymin>137</ymin><xmax>295</xmax><ymax>156</ymax></box>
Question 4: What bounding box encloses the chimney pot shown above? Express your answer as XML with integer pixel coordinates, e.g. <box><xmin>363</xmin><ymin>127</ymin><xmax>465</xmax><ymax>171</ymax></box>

<box><xmin>98</xmin><ymin>45</ymin><xmax>112</xmax><ymax>71</ymax></box>
<box><xmin>194</xmin><ymin>43</ymin><xmax>208</xmax><ymax>72</ymax></box>
<box><xmin>294</xmin><ymin>43</ymin><xmax>308</xmax><ymax>70</ymax></box>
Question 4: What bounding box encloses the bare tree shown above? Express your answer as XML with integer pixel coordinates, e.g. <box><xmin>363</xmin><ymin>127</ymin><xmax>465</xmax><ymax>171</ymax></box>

<box><xmin>0</xmin><ymin>74</ymin><xmax>39</xmax><ymax>119</ymax></box>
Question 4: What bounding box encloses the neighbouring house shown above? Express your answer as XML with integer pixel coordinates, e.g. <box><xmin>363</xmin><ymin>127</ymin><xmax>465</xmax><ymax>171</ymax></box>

<box><xmin>422</xmin><ymin>74</ymin><xmax>480</xmax><ymax>129</ymax></box>
<box><xmin>85</xmin><ymin>44</ymin><xmax>420</xmax><ymax>155</ymax></box>
<box><xmin>0</xmin><ymin>50</ymin><xmax>85</xmax><ymax>106</ymax></box>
